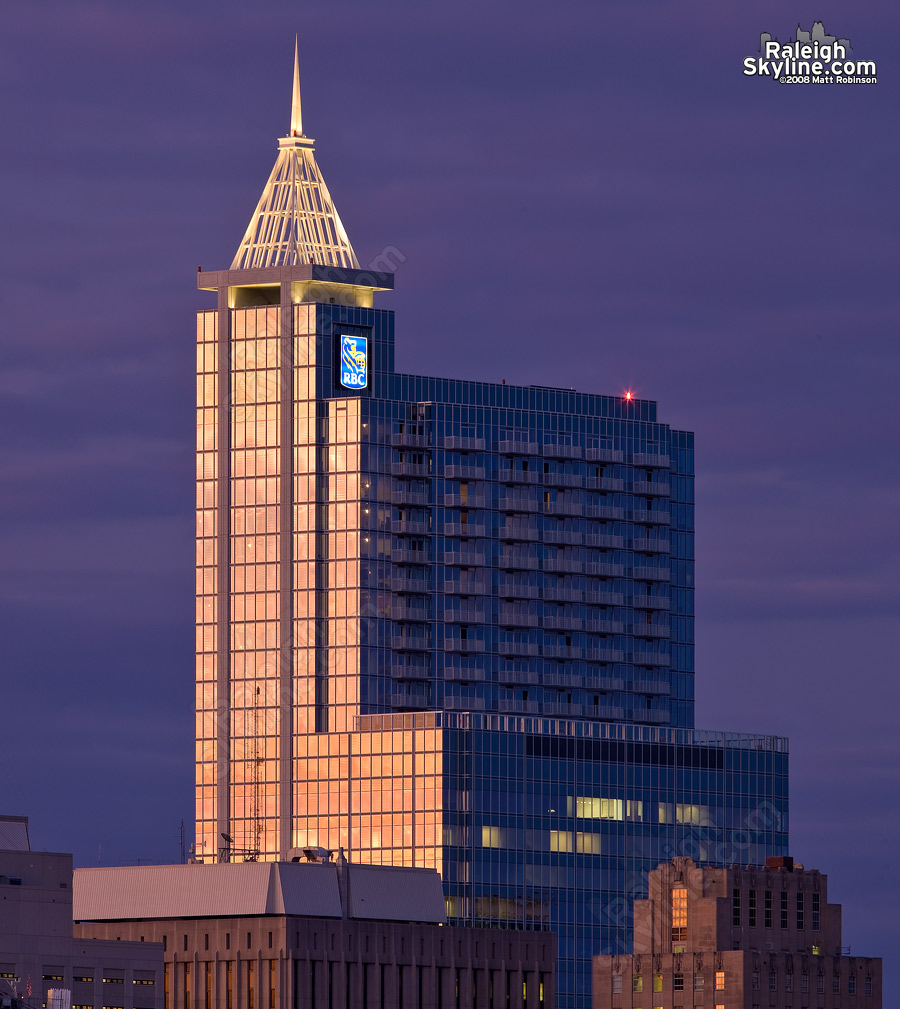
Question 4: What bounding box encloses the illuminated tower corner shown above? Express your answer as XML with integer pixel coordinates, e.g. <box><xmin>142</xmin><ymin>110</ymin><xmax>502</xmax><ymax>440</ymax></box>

<box><xmin>194</xmin><ymin>40</ymin><xmax>392</xmax><ymax>864</ymax></box>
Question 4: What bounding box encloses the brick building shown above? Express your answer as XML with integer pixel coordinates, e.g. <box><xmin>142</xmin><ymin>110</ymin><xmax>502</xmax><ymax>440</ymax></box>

<box><xmin>592</xmin><ymin>856</ymin><xmax>881</xmax><ymax>1009</ymax></box>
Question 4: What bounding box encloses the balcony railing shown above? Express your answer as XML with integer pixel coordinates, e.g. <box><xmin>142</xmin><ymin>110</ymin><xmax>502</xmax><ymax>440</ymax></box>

<box><xmin>443</xmin><ymin>436</ymin><xmax>485</xmax><ymax>451</ymax></box>
<box><xmin>542</xmin><ymin>472</ymin><xmax>583</xmax><ymax>488</ymax></box>
<box><xmin>585</xmin><ymin>534</ymin><xmax>625</xmax><ymax>549</ymax></box>
<box><xmin>391</xmin><ymin>488</ymin><xmax>430</xmax><ymax>507</ymax></box>
<box><xmin>497</xmin><ymin>642</ymin><xmax>540</xmax><ymax>657</ymax></box>
<box><xmin>631</xmin><ymin>508</ymin><xmax>670</xmax><ymax>525</ymax></box>
<box><xmin>498</xmin><ymin>610</ymin><xmax>540</xmax><ymax>628</ymax></box>
<box><xmin>499</xmin><ymin>524</ymin><xmax>540</xmax><ymax>541</ymax></box>
<box><xmin>442</xmin><ymin>523</ymin><xmax>487</xmax><ymax>539</ymax></box>
<box><xmin>498</xmin><ymin>496</ymin><xmax>541</xmax><ymax>512</ymax></box>
<box><xmin>391</xmin><ymin>433</ymin><xmax>431</xmax><ymax>448</ymax></box>
<box><xmin>631</xmin><ymin>594</ymin><xmax>670</xmax><ymax>609</ymax></box>
<box><xmin>498</xmin><ymin>552</ymin><xmax>541</xmax><ymax>570</ymax></box>
<box><xmin>541</xmin><ymin>444</ymin><xmax>583</xmax><ymax>459</ymax></box>
<box><xmin>391</xmin><ymin>462</ymin><xmax>430</xmax><ymax>478</ymax></box>
<box><xmin>585</xmin><ymin>477</ymin><xmax>624</xmax><ymax>492</ymax></box>
<box><xmin>497</xmin><ymin>582</ymin><xmax>540</xmax><ymax>599</ymax></box>
<box><xmin>631</xmin><ymin>652</ymin><xmax>671</xmax><ymax>666</ymax></box>
<box><xmin>499</xmin><ymin>470</ymin><xmax>541</xmax><ymax>484</ymax></box>
<box><xmin>585</xmin><ymin>591</ymin><xmax>625</xmax><ymax>606</ymax></box>
<box><xmin>632</xmin><ymin>538</ymin><xmax>671</xmax><ymax>553</ymax></box>
<box><xmin>445</xmin><ymin>465</ymin><xmax>486</xmax><ymax>480</ymax></box>
<box><xmin>631</xmin><ymin>480</ymin><xmax>671</xmax><ymax>496</ymax></box>
<box><xmin>444</xmin><ymin>639</ymin><xmax>486</xmax><ymax>653</ymax></box>
<box><xmin>585</xmin><ymin>447</ymin><xmax>623</xmax><ymax>463</ymax></box>
<box><xmin>630</xmin><ymin>453</ymin><xmax>670</xmax><ymax>468</ymax></box>
<box><xmin>542</xmin><ymin>616</ymin><xmax>582</xmax><ymax>631</ymax></box>
<box><xmin>632</xmin><ymin>566</ymin><xmax>670</xmax><ymax>581</ymax></box>
<box><xmin>497</xmin><ymin>440</ymin><xmax>539</xmax><ymax>456</ymax></box>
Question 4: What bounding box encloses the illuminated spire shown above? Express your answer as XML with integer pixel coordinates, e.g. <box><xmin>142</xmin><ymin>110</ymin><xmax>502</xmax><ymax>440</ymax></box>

<box><xmin>231</xmin><ymin>41</ymin><xmax>359</xmax><ymax>270</ymax></box>
<box><xmin>290</xmin><ymin>36</ymin><xmax>302</xmax><ymax>137</ymax></box>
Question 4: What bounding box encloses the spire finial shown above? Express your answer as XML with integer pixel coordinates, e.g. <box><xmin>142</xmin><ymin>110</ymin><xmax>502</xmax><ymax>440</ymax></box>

<box><xmin>290</xmin><ymin>36</ymin><xmax>302</xmax><ymax>137</ymax></box>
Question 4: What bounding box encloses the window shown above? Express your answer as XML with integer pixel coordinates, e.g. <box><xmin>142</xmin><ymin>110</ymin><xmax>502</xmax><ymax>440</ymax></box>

<box><xmin>817</xmin><ymin>976</ymin><xmax>824</xmax><ymax>993</ymax></box>
<box><xmin>653</xmin><ymin>974</ymin><xmax>663</xmax><ymax>992</ymax></box>
<box><xmin>612</xmin><ymin>975</ymin><xmax>623</xmax><ymax>994</ymax></box>
<box><xmin>694</xmin><ymin>974</ymin><xmax>704</xmax><ymax>990</ymax></box>
<box><xmin>833</xmin><ymin>976</ymin><xmax>840</xmax><ymax>994</ymax></box>
<box><xmin>752</xmin><ymin>972</ymin><xmax>760</xmax><ymax>991</ymax></box>
<box><xmin>732</xmin><ymin>887</ymin><xmax>741</xmax><ymax>926</ymax></box>
<box><xmin>785</xmin><ymin>974</ymin><xmax>792</xmax><ymax>992</ymax></box>
<box><xmin>780</xmin><ymin>890</ymin><xmax>789</xmax><ymax>928</ymax></box>
<box><xmin>749</xmin><ymin>888</ymin><xmax>757</xmax><ymax>927</ymax></box>
<box><xmin>796</xmin><ymin>891</ymin><xmax>804</xmax><ymax>929</ymax></box>
<box><xmin>764</xmin><ymin>890</ymin><xmax>772</xmax><ymax>929</ymax></box>
<box><xmin>672</xmin><ymin>886</ymin><xmax>688</xmax><ymax>942</ymax></box>
<box><xmin>769</xmin><ymin>973</ymin><xmax>777</xmax><ymax>991</ymax></box>
<box><xmin>801</xmin><ymin>974</ymin><xmax>808</xmax><ymax>993</ymax></box>
<box><xmin>674</xmin><ymin>974</ymin><xmax>684</xmax><ymax>991</ymax></box>
<box><xmin>633</xmin><ymin>975</ymin><xmax>643</xmax><ymax>992</ymax></box>
<box><xmin>812</xmin><ymin>892</ymin><xmax>820</xmax><ymax>931</ymax></box>
<box><xmin>848</xmin><ymin>974</ymin><xmax>856</xmax><ymax>995</ymax></box>
<box><xmin>715</xmin><ymin>971</ymin><xmax>725</xmax><ymax>991</ymax></box>
<box><xmin>865</xmin><ymin>976</ymin><xmax>872</xmax><ymax>996</ymax></box>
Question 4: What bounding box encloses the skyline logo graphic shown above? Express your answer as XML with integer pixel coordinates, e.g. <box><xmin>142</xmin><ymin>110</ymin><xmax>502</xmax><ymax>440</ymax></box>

<box><xmin>742</xmin><ymin>22</ymin><xmax>876</xmax><ymax>84</ymax></box>
<box><xmin>340</xmin><ymin>334</ymin><xmax>368</xmax><ymax>389</ymax></box>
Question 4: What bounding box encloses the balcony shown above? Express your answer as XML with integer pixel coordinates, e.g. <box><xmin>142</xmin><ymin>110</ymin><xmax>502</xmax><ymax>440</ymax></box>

<box><xmin>442</xmin><ymin>523</ymin><xmax>487</xmax><ymax>539</ymax></box>
<box><xmin>500</xmin><ymin>469</ymin><xmax>540</xmax><ymax>484</ymax></box>
<box><xmin>542</xmin><ymin>645</ymin><xmax>584</xmax><ymax>659</ymax></box>
<box><xmin>443</xmin><ymin>436</ymin><xmax>485</xmax><ymax>451</ymax></box>
<box><xmin>390</xmin><ymin>663</ymin><xmax>430</xmax><ymax>680</ymax></box>
<box><xmin>497</xmin><ymin>641</ymin><xmax>540</xmax><ymax>657</ymax></box>
<box><xmin>442</xmin><ymin>550</ymin><xmax>487</xmax><ymax>567</ymax></box>
<box><xmin>443</xmin><ymin>494</ymin><xmax>487</xmax><ymax>508</ymax></box>
<box><xmin>391</xmin><ymin>577</ymin><xmax>429</xmax><ymax>594</ymax></box>
<box><xmin>632</xmin><ymin>480</ymin><xmax>671</xmax><ymax>496</ymax></box>
<box><xmin>632</xmin><ymin>537</ymin><xmax>671</xmax><ymax>553</ymax></box>
<box><xmin>630</xmin><ymin>453</ymin><xmax>670</xmax><ymax>468</ymax></box>
<box><xmin>585</xmin><ymin>591</ymin><xmax>625</xmax><ymax>606</ymax></box>
<box><xmin>390</xmin><ymin>693</ymin><xmax>431</xmax><ymax>709</ymax></box>
<box><xmin>444</xmin><ymin>639</ymin><xmax>486</xmax><ymax>653</ymax></box>
<box><xmin>585</xmin><ymin>648</ymin><xmax>625</xmax><ymax>663</ymax></box>
<box><xmin>391</xmin><ymin>636</ymin><xmax>430</xmax><ymax>652</ymax></box>
<box><xmin>543</xmin><ymin>587</ymin><xmax>583</xmax><ymax>602</ymax></box>
<box><xmin>498</xmin><ymin>552</ymin><xmax>541</xmax><ymax>570</ymax></box>
<box><xmin>391</xmin><ymin>433</ymin><xmax>431</xmax><ymax>449</ymax></box>
<box><xmin>542</xmin><ymin>471</ymin><xmax>583</xmax><ymax>488</ymax></box>
<box><xmin>391</xmin><ymin>604</ymin><xmax>429</xmax><ymax>622</ymax></box>
<box><xmin>543</xmin><ymin>530</ymin><xmax>583</xmax><ymax>546</ymax></box>
<box><xmin>544</xmin><ymin>499</ymin><xmax>583</xmax><ymax>516</ymax></box>
<box><xmin>392</xmin><ymin>548</ymin><xmax>429</xmax><ymax>565</ymax></box>
<box><xmin>498</xmin><ymin>496</ymin><xmax>541</xmax><ymax>513</ymax></box>
<box><xmin>585</xmin><ymin>534</ymin><xmax>625</xmax><ymax>549</ymax></box>
<box><xmin>633</xmin><ymin>624</ymin><xmax>670</xmax><ymax>638</ymax></box>
<box><xmin>441</xmin><ymin>666</ymin><xmax>488</xmax><ymax>682</ymax></box>
<box><xmin>496</xmin><ymin>668</ymin><xmax>540</xmax><ymax>686</ymax></box>
<box><xmin>585</xmin><ymin>447</ymin><xmax>624</xmax><ymax>463</ymax></box>
<box><xmin>541</xmin><ymin>671</ymin><xmax>585</xmax><ymax>689</ymax></box>
<box><xmin>443</xmin><ymin>578</ymin><xmax>490</xmax><ymax>596</ymax></box>
<box><xmin>539</xmin><ymin>702</ymin><xmax>587</xmax><ymax>718</ymax></box>
<box><xmin>584</xmin><ymin>505</ymin><xmax>626</xmax><ymax>520</ymax></box>
<box><xmin>631</xmin><ymin>709</ymin><xmax>671</xmax><ymax>724</ymax></box>
<box><xmin>445</xmin><ymin>464</ymin><xmax>486</xmax><ymax>480</ymax></box>
<box><xmin>497</xmin><ymin>582</ymin><xmax>540</xmax><ymax>599</ymax></box>
<box><xmin>631</xmin><ymin>652</ymin><xmax>671</xmax><ymax>666</ymax></box>
<box><xmin>542</xmin><ymin>616</ymin><xmax>582</xmax><ymax>631</ymax></box>
<box><xmin>585</xmin><ymin>562</ymin><xmax>624</xmax><ymax>577</ymax></box>
<box><xmin>443</xmin><ymin>696</ymin><xmax>486</xmax><ymax>711</ymax></box>
<box><xmin>443</xmin><ymin>605</ymin><xmax>487</xmax><ymax>623</ymax></box>
<box><xmin>499</xmin><ymin>609</ymin><xmax>540</xmax><ymax>628</ymax></box>
<box><xmin>632</xmin><ymin>566</ymin><xmax>670</xmax><ymax>581</ymax></box>
<box><xmin>497</xmin><ymin>439</ymin><xmax>539</xmax><ymax>456</ymax></box>
<box><xmin>391</xmin><ymin>487</ymin><xmax>430</xmax><ymax>507</ymax></box>
<box><xmin>391</xmin><ymin>462</ymin><xmax>430</xmax><ymax>478</ymax></box>
<box><xmin>544</xmin><ymin>557</ymin><xmax>583</xmax><ymax>574</ymax></box>
<box><xmin>585</xmin><ymin>477</ymin><xmax>624</xmax><ymax>492</ymax></box>
<box><xmin>499</xmin><ymin>524</ymin><xmax>540</xmax><ymax>542</ymax></box>
<box><xmin>391</xmin><ymin>520</ymin><xmax>430</xmax><ymax>536</ymax></box>
<box><xmin>541</xmin><ymin>443</ymin><xmax>583</xmax><ymax>460</ymax></box>
<box><xmin>631</xmin><ymin>594</ymin><xmax>670</xmax><ymax>610</ymax></box>
<box><xmin>584</xmin><ymin>620</ymin><xmax>624</xmax><ymax>634</ymax></box>
<box><xmin>631</xmin><ymin>508</ymin><xmax>670</xmax><ymax>525</ymax></box>
<box><xmin>632</xmin><ymin>680</ymin><xmax>671</xmax><ymax>695</ymax></box>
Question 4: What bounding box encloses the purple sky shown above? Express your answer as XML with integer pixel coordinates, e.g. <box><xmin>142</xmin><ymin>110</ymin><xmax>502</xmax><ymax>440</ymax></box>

<box><xmin>1</xmin><ymin>0</ymin><xmax>897</xmax><ymax>982</ymax></box>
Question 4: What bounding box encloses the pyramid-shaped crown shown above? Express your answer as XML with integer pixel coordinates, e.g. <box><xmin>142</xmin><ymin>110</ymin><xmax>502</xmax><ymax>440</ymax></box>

<box><xmin>231</xmin><ymin>40</ymin><xmax>359</xmax><ymax>271</ymax></box>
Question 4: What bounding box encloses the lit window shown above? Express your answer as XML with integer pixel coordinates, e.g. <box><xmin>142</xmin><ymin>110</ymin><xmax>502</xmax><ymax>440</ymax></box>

<box><xmin>653</xmin><ymin>974</ymin><xmax>663</xmax><ymax>992</ymax></box>
<box><xmin>549</xmin><ymin>830</ymin><xmax>573</xmax><ymax>853</ymax></box>
<box><xmin>671</xmin><ymin>886</ymin><xmax>688</xmax><ymax>942</ymax></box>
<box><xmin>694</xmin><ymin>974</ymin><xmax>704</xmax><ymax>990</ymax></box>
<box><xmin>715</xmin><ymin>970</ymin><xmax>725</xmax><ymax>990</ymax></box>
<box><xmin>633</xmin><ymin>975</ymin><xmax>643</xmax><ymax>992</ymax></box>
<box><xmin>481</xmin><ymin>826</ymin><xmax>502</xmax><ymax>848</ymax></box>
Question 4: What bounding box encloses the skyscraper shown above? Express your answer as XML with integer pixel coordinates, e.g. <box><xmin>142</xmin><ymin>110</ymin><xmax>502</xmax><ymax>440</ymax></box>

<box><xmin>195</xmin><ymin>46</ymin><xmax>788</xmax><ymax>1007</ymax></box>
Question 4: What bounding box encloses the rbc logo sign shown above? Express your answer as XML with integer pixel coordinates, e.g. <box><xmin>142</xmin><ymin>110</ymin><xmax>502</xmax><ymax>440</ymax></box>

<box><xmin>339</xmin><ymin>335</ymin><xmax>368</xmax><ymax>390</ymax></box>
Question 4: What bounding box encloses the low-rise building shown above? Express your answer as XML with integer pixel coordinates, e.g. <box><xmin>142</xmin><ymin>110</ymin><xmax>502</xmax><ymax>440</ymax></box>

<box><xmin>593</xmin><ymin>856</ymin><xmax>881</xmax><ymax>1009</ymax></box>
<box><xmin>0</xmin><ymin>816</ymin><xmax>162</xmax><ymax>1009</ymax></box>
<box><xmin>74</xmin><ymin>852</ymin><xmax>556</xmax><ymax>1008</ymax></box>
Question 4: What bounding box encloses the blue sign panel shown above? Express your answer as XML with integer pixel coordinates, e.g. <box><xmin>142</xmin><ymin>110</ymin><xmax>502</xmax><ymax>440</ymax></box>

<box><xmin>339</xmin><ymin>335</ymin><xmax>368</xmax><ymax>390</ymax></box>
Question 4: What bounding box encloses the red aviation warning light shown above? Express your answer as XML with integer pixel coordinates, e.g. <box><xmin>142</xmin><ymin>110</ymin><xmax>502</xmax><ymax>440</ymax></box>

<box><xmin>624</xmin><ymin>390</ymin><xmax>634</xmax><ymax>402</ymax></box>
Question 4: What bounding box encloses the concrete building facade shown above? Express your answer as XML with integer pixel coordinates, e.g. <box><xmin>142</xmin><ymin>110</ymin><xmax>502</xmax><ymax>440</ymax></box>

<box><xmin>74</xmin><ymin>858</ymin><xmax>556</xmax><ymax>1009</ymax></box>
<box><xmin>0</xmin><ymin>816</ymin><xmax>162</xmax><ymax>1009</ymax></box>
<box><xmin>592</xmin><ymin>856</ymin><xmax>882</xmax><ymax>1009</ymax></box>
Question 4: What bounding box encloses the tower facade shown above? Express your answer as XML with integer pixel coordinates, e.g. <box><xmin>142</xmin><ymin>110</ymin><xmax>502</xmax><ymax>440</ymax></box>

<box><xmin>194</xmin><ymin>49</ymin><xmax>788</xmax><ymax>1008</ymax></box>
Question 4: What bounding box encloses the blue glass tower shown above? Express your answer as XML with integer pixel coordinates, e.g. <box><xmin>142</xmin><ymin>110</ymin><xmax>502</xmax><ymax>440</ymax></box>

<box><xmin>194</xmin><ymin>54</ymin><xmax>788</xmax><ymax>1009</ymax></box>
